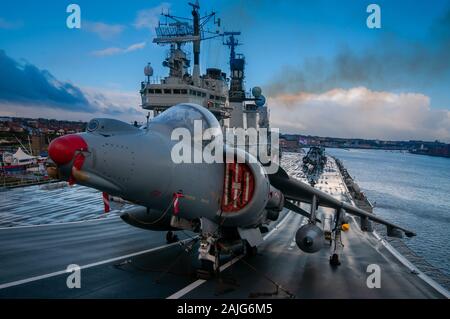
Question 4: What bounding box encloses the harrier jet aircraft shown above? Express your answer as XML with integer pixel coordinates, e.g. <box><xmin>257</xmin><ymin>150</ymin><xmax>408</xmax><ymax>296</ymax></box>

<box><xmin>302</xmin><ymin>146</ymin><xmax>327</xmax><ymax>186</ymax></box>
<box><xmin>47</xmin><ymin>103</ymin><xmax>415</xmax><ymax>271</ymax></box>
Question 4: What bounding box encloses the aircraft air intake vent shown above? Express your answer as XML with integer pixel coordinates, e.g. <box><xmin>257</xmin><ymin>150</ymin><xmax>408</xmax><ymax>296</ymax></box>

<box><xmin>221</xmin><ymin>162</ymin><xmax>255</xmax><ymax>213</ymax></box>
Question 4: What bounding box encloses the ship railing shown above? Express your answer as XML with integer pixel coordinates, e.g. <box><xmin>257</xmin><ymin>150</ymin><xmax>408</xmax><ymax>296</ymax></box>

<box><xmin>0</xmin><ymin>174</ymin><xmax>56</xmax><ymax>189</ymax></box>
<box><xmin>141</xmin><ymin>77</ymin><xmax>165</xmax><ymax>86</ymax></box>
<box><xmin>373</xmin><ymin>223</ymin><xmax>450</xmax><ymax>291</ymax></box>
<box><xmin>332</xmin><ymin>155</ymin><xmax>450</xmax><ymax>292</ymax></box>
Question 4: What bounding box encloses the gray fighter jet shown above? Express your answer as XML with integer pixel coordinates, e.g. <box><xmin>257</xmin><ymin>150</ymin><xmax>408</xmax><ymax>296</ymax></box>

<box><xmin>47</xmin><ymin>103</ymin><xmax>415</xmax><ymax>271</ymax></box>
<box><xmin>302</xmin><ymin>146</ymin><xmax>327</xmax><ymax>186</ymax></box>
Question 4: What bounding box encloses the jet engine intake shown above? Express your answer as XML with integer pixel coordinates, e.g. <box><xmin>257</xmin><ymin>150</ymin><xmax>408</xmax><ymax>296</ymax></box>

<box><xmin>218</xmin><ymin>147</ymin><xmax>272</xmax><ymax>228</ymax></box>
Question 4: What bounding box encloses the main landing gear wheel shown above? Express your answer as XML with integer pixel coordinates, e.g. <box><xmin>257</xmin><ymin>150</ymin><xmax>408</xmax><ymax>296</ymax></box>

<box><xmin>329</xmin><ymin>253</ymin><xmax>341</xmax><ymax>266</ymax></box>
<box><xmin>200</xmin><ymin>260</ymin><xmax>216</xmax><ymax>273</ymax></box>
<box><xmin>245</xmin><ymin>242</ymin><xmax>258</xmax><ymax>257</ymax></box>
<box><xmin>198</xmin><ymin>252</ymin><xmax>220</xmax><ymax>279</ymax></box>
<box><xmin>166</xmin><ymin>231</ymin><xmax>179</xmax><ymax>244</ymax></box>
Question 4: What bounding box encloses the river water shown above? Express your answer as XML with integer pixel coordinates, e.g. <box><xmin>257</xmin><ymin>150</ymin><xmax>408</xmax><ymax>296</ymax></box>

<box><xmin>327</xmin><ymin>148</ymin><xmax>450</xmax><ymax>276</ymax></box>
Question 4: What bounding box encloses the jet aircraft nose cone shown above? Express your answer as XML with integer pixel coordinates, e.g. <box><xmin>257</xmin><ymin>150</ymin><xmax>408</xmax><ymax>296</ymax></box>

<box><xmin>48</xmin><ymin>134</ymin><xmax>88</xmax><ymax>165</ymax></box>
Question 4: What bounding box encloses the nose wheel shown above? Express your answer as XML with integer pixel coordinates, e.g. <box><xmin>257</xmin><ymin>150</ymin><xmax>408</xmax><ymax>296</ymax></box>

<box><xmin>329</xmin><ymin>253</ymin><xmax>341</xmax><ymax>266</ymax></box>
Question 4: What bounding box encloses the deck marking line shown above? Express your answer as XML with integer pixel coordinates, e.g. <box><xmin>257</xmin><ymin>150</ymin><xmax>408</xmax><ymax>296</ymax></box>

<box><xmin>0</xmin><ymin>215</ymin><xmax>121</xmax><ymax>230</ymax></box>
<box><xmin>166</xmin><ymin>254</ymin><xmax>245</xmax><ymax>299</ymax></box>
<box><xmin>166</xmin><ymin>212</ymin><xmax>292</xmax><ymax>299</ymax></box>
<box><xmin>166</xmin><ymin>279</ymin><xmax>207</xmax><ymax>299</ymax></box>
<box><xmin>0</xmin><ymin>239</ymin><xmax>190</xmax><ymax>290</ymax></box>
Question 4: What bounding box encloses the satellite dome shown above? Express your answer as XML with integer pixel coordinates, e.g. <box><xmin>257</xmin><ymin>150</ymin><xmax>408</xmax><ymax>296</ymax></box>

<box><xmin>144</xmin><ymin>63</ymin><xmax>154</xmax><ymax>77</ymax></box>
<box><xmin>252</xmin><ymin>86</ymin><xmax>262</xmax><ymax>98</ymax></box>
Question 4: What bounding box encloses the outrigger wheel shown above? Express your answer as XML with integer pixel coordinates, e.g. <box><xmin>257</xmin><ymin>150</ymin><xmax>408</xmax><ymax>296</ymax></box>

<box><xmin>166</xmin><ymin>231</ymin><xmax>179</xmax><ymax>244</ymax></box>
<box><xmin>329</xmin><ymin>253</ymin><xmax>341</xmax><ymax>266</ymax></box>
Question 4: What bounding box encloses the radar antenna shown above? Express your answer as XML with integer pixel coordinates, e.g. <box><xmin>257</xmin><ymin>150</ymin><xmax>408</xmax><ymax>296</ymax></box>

<box><xmin>153</xmin><ymin>1</ymin><xmax>222</xmax><ymax>84</ymax></box>
<box><xmin>223</xmin><ymin>31</ymin><xmax>245</xmax><ymax>102</ymax></box>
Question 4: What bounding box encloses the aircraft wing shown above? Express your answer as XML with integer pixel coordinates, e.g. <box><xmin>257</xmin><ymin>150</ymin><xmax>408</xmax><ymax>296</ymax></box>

<box><xmin>268</xmin><ymin>166</ymin><xmax>416</xmax><ymax>238</ymax></box>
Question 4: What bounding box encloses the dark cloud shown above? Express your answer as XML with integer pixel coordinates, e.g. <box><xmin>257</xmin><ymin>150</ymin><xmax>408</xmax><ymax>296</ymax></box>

<box><xmin>0</xmin><ymin>50</ymin><xmax>96</xmax><ymax>112</ymax></box>
<box><xmin>263</xmin><ymin>8</ymin><xmax>450</xmax><ymax>98</ymax></box>
<box><xmin>0</xmin><ymin>50</ymin><xmax>143</xmax><ymax>119</ymax></box>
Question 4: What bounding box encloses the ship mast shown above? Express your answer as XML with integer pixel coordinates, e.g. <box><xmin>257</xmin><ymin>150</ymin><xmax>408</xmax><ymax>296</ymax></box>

<box><xmin>223</xmin><ymin>32</ymin><xmax>245</xmax><ymax>103</ymax></box>
<box><xmin>224</xmin><ymin>32</ymin><xmax>246</xmax><ymax>128</ymax></box>
<box><xmin>141</xmin><ymin>1</ymin><xmax>230</xmax><ymax>120</ymax></box>
<box><xmin>190</xmin><ymin>1</ymin><xmax>201</xmax><ymax>85</ymax></box>
<box><xmin>153</xmin><ymin>0</ymin><xmax>221</xmax><ymax>82</ymax></box>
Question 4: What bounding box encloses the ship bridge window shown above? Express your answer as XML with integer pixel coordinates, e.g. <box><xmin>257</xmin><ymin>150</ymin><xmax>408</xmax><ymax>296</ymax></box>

<box><xmin>154</xmin><ymin>89</ymin><xmax>162</xmax><ymax>94</ymax></box>
<box><xmin>181</xmin><ymin>89</ymin><xmax>188</xmax><ymax>94</ymax></box>
<box><xmin>173</xmin><ymin>89</ymin><xmax>181</xmax><ymax>94</ymax></box>
<box><xmin>210</xmin><ymin>94</ymin><xmax>214</xmax><ymax>99</ymax></box>
<box><xmin>164</xmin><ymin>89</ymin><xmax>172</xmax><ymax>94</ymax></box>
<box><xmin>196</xmin><ymin>91</ymin><xmax>202</xmax><ymax>97</ymax></box>
<box><xmin>201</xmin><ymin>92</ymin><xmax>206</xmax><ymax>97</ymax></box>
<box><xmin>148</xmin><ymin>89</ymin><xmax>155</xmax><ymax>94</ymax></box>
<box><xmin>189</xmin><ymin>90</ymin><xmax>196</xmax><ymax>96</ymax></box>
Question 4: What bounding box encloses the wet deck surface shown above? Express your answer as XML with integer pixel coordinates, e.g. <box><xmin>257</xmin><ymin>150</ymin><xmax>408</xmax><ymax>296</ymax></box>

<box><xmin>0</xmin><ymin>154</ymin><xmax>445</xmax><ymax>298</ymax></box>
<box><xmin>0</xmin><ymin>183</ymin><xmax>121</xmax><ymax>227</ymax></box>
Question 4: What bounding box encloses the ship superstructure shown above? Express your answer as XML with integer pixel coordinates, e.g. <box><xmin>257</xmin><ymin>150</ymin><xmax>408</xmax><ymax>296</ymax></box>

<box><xmin>140</xmin><ymin>1</ymin><xmax>230</xmax><ymax>121</ymax></box>
<box><xmin>140</xmin><ymin>1</ymin><xmax>270</xmax><ymax>133</ymax></box>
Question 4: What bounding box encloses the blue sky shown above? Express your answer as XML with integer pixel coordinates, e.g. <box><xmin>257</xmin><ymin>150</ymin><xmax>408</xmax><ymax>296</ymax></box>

<box><xmin>0</xmin><ymin>0</ymin><xmax>449</xmax><ymax>141</ymax></box>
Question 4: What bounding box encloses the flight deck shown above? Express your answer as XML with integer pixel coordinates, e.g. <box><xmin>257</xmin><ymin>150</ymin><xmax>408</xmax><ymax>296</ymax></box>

<box><xmin>0</xmin><ymin>154</ymin><xmax>446</xmax><ymax>299</ymax></box>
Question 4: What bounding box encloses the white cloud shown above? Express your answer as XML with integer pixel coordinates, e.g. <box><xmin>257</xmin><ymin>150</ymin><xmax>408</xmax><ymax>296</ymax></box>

<box><xmin>124</xmin><ymin>42</ymin><xmax>146</xmax><ymax>52</ymax></box>
<box><xmin>269</xmin><ymin>87</ymin><xmax>450</xmax><ymax>142</ymax></box>
<box><xmin>82</xmin><ymin>87</ymin><xmax>142</xmax><ymax>114</ymax></box>
<box><xmin>92</xmin><ymin>42</ymin><xmax>147</xmax><ymax>57</ymax></box>
<box><xmin>91</xmin><ymin>47</ymin><xmax>122</xmax><ymax>57</ymax></box>
<box><xmin>134</xmin><ymin>3</ymin><xmax>171</xmax><ymax>31</ymax></box>
<box><xmin>83</xmin><ymin>21</ymin><xmax>125</xmax><ymax>40</ymax></box>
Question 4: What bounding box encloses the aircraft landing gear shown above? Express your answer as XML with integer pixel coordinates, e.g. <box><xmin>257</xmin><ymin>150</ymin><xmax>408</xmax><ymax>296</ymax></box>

<box><xmin>245</xmin><ymin>241</ymin><xmax>258</xmax><ymax>257</ymax></box>
<box><xmin>166</xmin><ymin>231</ymin><xmax>179</xmax><ymax>244</ymax></box>
<box><xmin>197</xmin><ymin>236</ymin><xmax>220</xmax><ymax>279</ymax></box>
<box><xmin>330</xmin><ymin>228</ymin><xmax>343</xmax><ymax>266</ymax></box>
<box><xmin>329</xmin><ymin>253</ymin><xmax>341</xmax><ymax>266</ymax></box>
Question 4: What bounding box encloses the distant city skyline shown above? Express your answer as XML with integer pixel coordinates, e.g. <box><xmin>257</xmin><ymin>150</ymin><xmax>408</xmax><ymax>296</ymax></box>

<box><xmin>0</xmin><ymin>0</ymin><xmax>449</xmax><ymax>142</ymax></box>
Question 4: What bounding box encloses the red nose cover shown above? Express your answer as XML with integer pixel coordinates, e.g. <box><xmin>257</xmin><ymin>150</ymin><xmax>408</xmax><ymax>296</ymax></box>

<box><xmin>48</xmin><ymin>135</ymin><xmax>88</xmax><ymax>165</ymax></box>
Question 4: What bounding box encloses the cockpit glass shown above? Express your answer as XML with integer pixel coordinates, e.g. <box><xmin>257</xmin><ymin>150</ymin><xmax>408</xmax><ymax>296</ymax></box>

<box><xmin>149</xmin><ymin>104</ymin><xmax>219</xmax><ymax>137</ymax></box>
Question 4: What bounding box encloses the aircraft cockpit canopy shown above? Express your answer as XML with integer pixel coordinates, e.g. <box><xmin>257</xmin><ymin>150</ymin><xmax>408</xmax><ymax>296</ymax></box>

<box><xmin>148</xmin><ymin>103</ymin><xmax>222</xmax><ymax>139</ymax></box>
